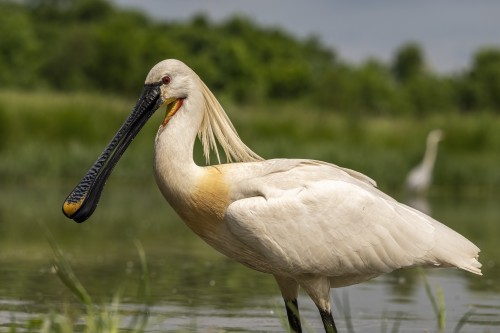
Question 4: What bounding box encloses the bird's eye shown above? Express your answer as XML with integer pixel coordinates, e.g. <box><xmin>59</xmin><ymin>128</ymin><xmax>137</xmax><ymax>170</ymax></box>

<box><xmin>161</xmin><ymin>76</ymin><xmax>171</xmax><ymax>85</ymax></box>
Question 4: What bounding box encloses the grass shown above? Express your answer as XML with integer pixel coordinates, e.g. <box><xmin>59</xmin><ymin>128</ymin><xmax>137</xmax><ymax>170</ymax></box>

<box><xmin>273</xmin><ymin>272</ymin><xmax>478</xmax><ymax>333</ymax></box>
<box><xmin>51</xmin><ymin>240</ymin><xmax>151</xmax><ymax>333</ymax></box>
<box><xmin>420</xmin><ymin>268</ymin><xmax>446</xmax><ymax>332</ymax></box>
<box><xmin>0</xmin><ymin>233</ymin><xmax>489</xmax><ymax>333</ymax></box>
<box><xmin>1</xmin><ymin>89</ymin><xmax>500</xmax><ymax>194</ymax></box>
<box><xmin>5</xmin><ymin>231</ymin><xmax>152</xmax><ymax>333</ymax></box>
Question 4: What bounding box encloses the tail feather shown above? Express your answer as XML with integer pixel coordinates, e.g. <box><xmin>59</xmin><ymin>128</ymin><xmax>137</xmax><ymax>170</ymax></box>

<box><xmin>431</xmin><ymin>219</ymin><xmax>482</xmax><ymax>275</ymax></box>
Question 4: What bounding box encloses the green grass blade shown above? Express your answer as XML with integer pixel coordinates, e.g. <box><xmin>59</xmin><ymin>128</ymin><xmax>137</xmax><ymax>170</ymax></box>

<box><xmin>419</xmin><ymin>269</ymin><xmax>446</xmax><ymax>332</ymax></box>
<box><xmin>40</xmin><ymin>222</ymin><xmax>93</xmax><ymax>307</ymax></box>
<box><xmin>452</xmin><ymin>308</ymin><xmax>476</xmax><ymax>333</ymax></box>
<box><xmin>129</xmin><ymin>240</ymin><xmax>151</xmax><ymax>332</ymax></box>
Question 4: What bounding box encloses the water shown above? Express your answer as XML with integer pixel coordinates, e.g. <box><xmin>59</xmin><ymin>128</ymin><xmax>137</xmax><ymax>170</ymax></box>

<box><xmin>0</xmin><ymin>181</ymin><xmax>498</xmax><ymax>332</ymax></box>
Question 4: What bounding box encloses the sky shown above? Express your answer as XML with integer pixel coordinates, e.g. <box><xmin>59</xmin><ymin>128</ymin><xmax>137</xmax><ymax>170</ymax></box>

<box><xmin>111</xmin><ymin>0</ymin><xmax>500</xmax><ymax>73</ymax></box>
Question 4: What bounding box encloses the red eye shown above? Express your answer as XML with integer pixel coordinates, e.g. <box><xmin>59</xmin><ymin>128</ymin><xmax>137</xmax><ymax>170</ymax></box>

<box><xmin>161</xmin><ymin>76</ymin><xmax>171</xmax><ymax>85</ymax></box>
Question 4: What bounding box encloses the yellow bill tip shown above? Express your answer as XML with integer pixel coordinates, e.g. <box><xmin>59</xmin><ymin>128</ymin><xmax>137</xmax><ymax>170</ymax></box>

<box><xmin>62</xmin><ymin>198</ymin><xmax>84</xmax><ymax>218</ymax></box>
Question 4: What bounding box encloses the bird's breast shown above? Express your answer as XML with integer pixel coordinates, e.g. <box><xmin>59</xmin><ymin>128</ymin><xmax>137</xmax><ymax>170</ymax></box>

<box><xmin>177</xmin><ymin>166</ymin><xmax>230</xmax><ymax>239</ymax></box>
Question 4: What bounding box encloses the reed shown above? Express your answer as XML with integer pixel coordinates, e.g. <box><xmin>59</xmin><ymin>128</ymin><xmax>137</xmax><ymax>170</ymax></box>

<box><xmin>419</xmin><ymin>268</ymin><xmax>446</xmax><ymax>332</ymax></box>
<box><xmin>2</xmin><ymin>89</ymin><xmax>499</xmax><ymax>193</ymax></box>
<box><xmin>7</xmin><ymin>229</ymin><xmax>152</xmax><ymax>333</ymax></box>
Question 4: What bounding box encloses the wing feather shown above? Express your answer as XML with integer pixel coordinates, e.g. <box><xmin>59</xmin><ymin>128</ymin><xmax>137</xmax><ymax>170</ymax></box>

<box><xmin>224</xmin><ymin>159</ymin><xmax>480</xmax><ymax>281</ymax></box>
<box><xmin>226</xmin><ymin>179</ymin><xmax>435</xmax><ymax>277</ymax></box>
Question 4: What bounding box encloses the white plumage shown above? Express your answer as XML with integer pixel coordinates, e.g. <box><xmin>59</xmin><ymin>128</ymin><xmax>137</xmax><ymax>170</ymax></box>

<box><xmin>406</xmin><ymin>129</ymin><xmax>444</xmax><ymax>195</ymax></box>
<box><xmin>63</xmin><ymin>59</ymin><xmax>481</xmax><ymax>333</ymax></box>
<box><xmin>150</xmin><ymin>60</ymin><xmax>480</xmax><ymax>332</ymax></box>
<box><xmin>226</xmin><ymin>159</ymin><xmax>479</xmax><ymax>277</ymax></box>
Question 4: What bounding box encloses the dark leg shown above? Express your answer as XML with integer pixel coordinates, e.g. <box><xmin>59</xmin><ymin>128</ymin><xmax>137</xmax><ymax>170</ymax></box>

<box><xmin>299</xmin><ymin>276</ymin><xmax>337</xmax><ymax>333</ymax></box>
<box><xmin>274</xmin><ymin>275</ymin><xmax>302</xmax><ymax>333</ymax></box>
<box><xmin>319</xmin><ymin>308</ymin><xmax>338</xmax><ymax>333</ymax></box>
<box><xmin>284</xmin><ymin>298</ymin><xmax>302</xmax><ymax>333</ymax></box>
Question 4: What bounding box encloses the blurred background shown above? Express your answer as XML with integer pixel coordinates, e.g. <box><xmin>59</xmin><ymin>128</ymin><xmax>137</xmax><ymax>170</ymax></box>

<box><xmin>0</xmin><ymin>0</ymin><xmax>499</xmax><ymax>332</ymax></box>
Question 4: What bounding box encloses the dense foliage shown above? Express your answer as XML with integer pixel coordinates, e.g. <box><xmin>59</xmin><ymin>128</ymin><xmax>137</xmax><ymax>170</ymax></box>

<box><xmin>1</xmin><ymin>0</ymin><xmax>500</xmax><ymax>115</ymax></box>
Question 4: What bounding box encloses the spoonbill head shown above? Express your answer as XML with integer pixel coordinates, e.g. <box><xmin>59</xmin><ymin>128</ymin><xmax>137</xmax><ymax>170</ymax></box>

<box><xmin>63</xmin><ymin>60</ymin><xmax>480</xmax><ymax>333</ymax></box>
<box><xmin>62</xmin><ymin>59</ymin><xmax>259</xmax><ymax>222</ymax></box>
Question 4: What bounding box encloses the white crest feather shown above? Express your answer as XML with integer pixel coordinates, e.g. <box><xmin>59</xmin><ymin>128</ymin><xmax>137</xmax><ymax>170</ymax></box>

<box><xmin>198</xmin><ymin>80</ymin><xmax>263</xmax><ymax>164</ymax></box>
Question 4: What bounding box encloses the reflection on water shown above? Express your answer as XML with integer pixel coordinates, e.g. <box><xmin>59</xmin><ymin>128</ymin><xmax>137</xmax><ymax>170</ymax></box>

<box><xmin>0</xmin><ymin>257</ymin><xmax>498</xmax><ymax>332</ymax></box>
<box><xmin>0</xmin><ymin>182</ymin><xmax>499</xmax><ymax>331</ymax></box>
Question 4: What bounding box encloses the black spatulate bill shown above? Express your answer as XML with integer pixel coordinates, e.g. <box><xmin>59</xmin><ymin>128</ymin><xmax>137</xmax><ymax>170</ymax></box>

<box><xmin>62</xmin><ymin>83</ymin><xmax>163</xmax><ymax>223</ymax></box>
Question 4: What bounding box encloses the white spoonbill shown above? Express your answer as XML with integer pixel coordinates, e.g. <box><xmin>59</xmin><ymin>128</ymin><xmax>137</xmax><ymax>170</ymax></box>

<box><xmin>405</xmin><ymin>129</ymin><xmax>444</xmax><ymax>195</ymax></box>
<box><xmin>63</xmin><ymin>59</ymin><xmax>481</xmax><ymax>333</ymax></box>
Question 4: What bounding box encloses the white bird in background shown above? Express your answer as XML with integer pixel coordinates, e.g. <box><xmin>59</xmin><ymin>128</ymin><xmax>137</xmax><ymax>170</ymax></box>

<box><xmin>63</xmin><ymin>60</ymin><xmax>481</xmax><ymax>333</ymax></box>
<box><xmin>405</xmin><ymin>129</ymin><xmax>444</xmax><ymax>195</ymax></box>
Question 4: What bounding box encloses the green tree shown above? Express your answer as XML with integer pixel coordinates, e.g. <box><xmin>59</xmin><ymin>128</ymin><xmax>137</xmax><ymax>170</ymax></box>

<box><xmin>355</xmin><ymin>60</ymin><xmax>395</xmax><ymax>115</ymax></box>
<box><xmin>0</xmin><ymin>2</ymin><xmax>40</xmax><ymax>87</ymax></box>
<box><xmin>392</xmin><ymin>42</ymin><xmax>426</xmax><ymax>83</ymax></box>
<box><xmin>1</xmin><ymin>0</ymin><xmax>499</xmax><ymax>116</ymax></box>
<box><xmin>463</xmin><ymin>48</ymin><xmax>500</xmax><ymax>111</ymax></box>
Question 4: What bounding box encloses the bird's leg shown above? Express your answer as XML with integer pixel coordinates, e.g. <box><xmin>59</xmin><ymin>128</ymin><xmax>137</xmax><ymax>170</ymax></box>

<box><xmin>299</xmin><ymin>276</ymin><xmax>338</xmax><ymax>333</ymax></box>
<box><xmin>284</xmin><ymin>298</ymin><xmax>302</xmax><ymax>333</ymax></box>
<box><xmin>319</xmin><ymin>307</ymin><xmax>338</xmax><ymax>333</ymax></box>
<box><xmin>274</xmin><ymin>275</ymin><xmax>302</xmax><ymax>333</ymax></box>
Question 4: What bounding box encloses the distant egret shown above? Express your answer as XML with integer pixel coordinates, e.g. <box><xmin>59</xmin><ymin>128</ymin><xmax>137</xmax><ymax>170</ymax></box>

<box><xmin>405</xmin><ymin>129</ymin><xmax>444</xmax><ymax>195</ymax></box>
<box><xmin>63</xmin><ymin>60</ymin><xmax>481</xmax><ymax>333</ymax></box>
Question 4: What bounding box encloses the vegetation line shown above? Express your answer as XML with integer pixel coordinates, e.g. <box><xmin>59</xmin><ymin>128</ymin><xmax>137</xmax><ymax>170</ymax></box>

<box><xmin>1</xmin><ymin>0</ymin><xmax>499</xmax><ymax>115</ymax></box>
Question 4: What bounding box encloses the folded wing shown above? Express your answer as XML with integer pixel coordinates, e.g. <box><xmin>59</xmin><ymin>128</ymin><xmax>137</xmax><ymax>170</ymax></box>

<box><xmin>225</xmin><ymin>160</ymin><xmax>481</xmax><ymax>280</ymax></box>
